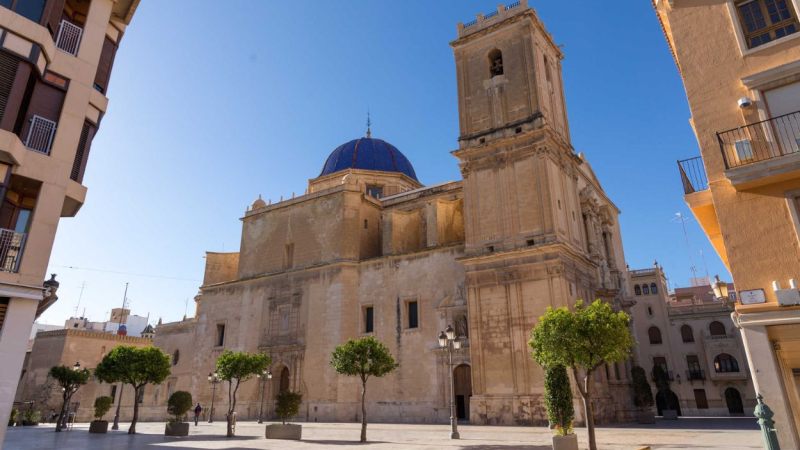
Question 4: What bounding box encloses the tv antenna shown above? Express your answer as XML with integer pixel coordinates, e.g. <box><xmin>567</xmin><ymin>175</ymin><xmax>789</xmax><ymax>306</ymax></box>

<box><xmin>672</xmin><ymin>212</ymin><xmax>698</xmax><ymax>279</ymax></box>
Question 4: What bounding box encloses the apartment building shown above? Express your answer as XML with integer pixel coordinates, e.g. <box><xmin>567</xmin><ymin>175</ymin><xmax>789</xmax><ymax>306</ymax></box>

<box><xmin>0</xmin><ymin>0</ymin><xmax>139</xmax><ymax>445</ymax></box>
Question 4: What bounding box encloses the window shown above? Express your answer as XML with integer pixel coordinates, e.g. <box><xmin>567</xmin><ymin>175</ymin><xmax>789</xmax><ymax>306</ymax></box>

<box><xmin>407</xmin><ymin>300</ymin><xmax>419</xmax><ymax>329</ymax></box>
<box><xmin>650</xmin><ymin>283</ymin><xmax>658</xmax><ymax>294</ymax></box>
<box><xmin>681</xmin><ymin>325</ymin><xmax>694</xmax><ymax>343</ymax></box>
<box><xmin>687</xmin><ymin>355</ymin><xmax>701</xmax><ymax>373</ymax></box>
<box><xmin>736</xmin><ymin>0</ymin><xmax>798</xmax><ymax>48</ymax></box>
<box><xmin>709</xmin><ymin>321</ymin><xmax>727</xmax><ymax>336</ymax></box>
<box><xmin>643</xmin><ymin>284</ymin><xmax>650</xmax><ymax>295</ymax></box>
<box><xmin>648</xmin><ymin>326</ymin><xmax>663</xmax><ymax>344</ymax></box>
<box><xmin>653</xmin><ymin>356</ymin><xmax>668</xmax><ymax>373</ymax></box>
<box><xmin>70</xmin><ymin>122</ymin><xmax>96</xmax><ymax>183</ymax></box>
<box><xmin>694</xmin><ymin>389</ymin><xmax>709</xmax><ymax>409</ymax></box>
<box><xmin>647</xmin><ymin>306</ymin><xmax>654</xmax><ymax>316</ymax></box>
<box><xmin>283</xmin><ymin>243</ymin><xmax>294</xmax><ymax>269</ymax></box>
<box><xmin>279</xmin><ymin>308</ymin><xmax>291</xmax><ymax>334</ymax></box>
<box><xmin>364</xmin><ymin>219</ymin><xmax>368</xmax><ymax>229</ymax></box>
<box><xmin>215</xmin><ymin>323</ymin><xmax>225</xmax><ymax>347</ymax></box>
<box><xmin>110</xmin><ymin>385</ymin><xmax>117</xmax><ymax>404</ymax></box>
<box><xmin>714</xmin><ymin>353</ymin><xmax>741</xmax><ymax>372</ymax></box>
<box><xmin>366</xmin><ymin>185</ymin><xmax>383</xmax><ymax>199</ymax></box>
<box><xmin>544</xmin><ymin>55</ymin><xmax>553</xmax><ymax>90</ymax></box>
<box><xmin>172</xmin><ymin>350</ymin><xmax>180</xmax><ymax>366</ymax></box>
<box><xmin>488</xmin><ymin>49</ymin><xmax>503</xmax><ymax>77</ymax></box>
<box><xmin>634</xmin><ymin>285</ymin><xmax>641</xmax><ymax>295</ymax></box>
<box><xmin>2</xmin><ymin>0</ymin><xmax>47</xmax><ymax>23</ymax></box>
<box><xmin>364</xmin><ymin>306</ymin><xmax>374</xmax><ymax>334</ymax></box>
<box><xmin>94</xmin><ymin>37</ymin><xmax>118</xmax><ymax>93</ymax></box>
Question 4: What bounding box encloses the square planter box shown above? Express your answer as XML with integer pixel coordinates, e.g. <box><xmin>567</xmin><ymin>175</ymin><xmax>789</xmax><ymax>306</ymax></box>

<box><xmin>165</xmin><ymin>422</ymin><xmax>190</xmax><ymax>436</ymax></box>
<box><xmin>662</xmin><ymin>409</ymin><xmax>678</xmax><ymax>420</ymax></box>
<box><xmin>638</xmin><ymin>410</ymin><xmax>656</xmax><ymax>424</ymax></box>
<box><xmin>552</xmin><ymin>433</ymin><xmax>579</xmax><ymax>450</ymax></box>
<box><xmin>89</xmin><ymin>421</ymin><xmax>109</xmax><ymax>434</ymax></box>
<box><xmin>265</xmin><ymin>424</ymin><xmax>302</xmax><ymax>440</ymax></box>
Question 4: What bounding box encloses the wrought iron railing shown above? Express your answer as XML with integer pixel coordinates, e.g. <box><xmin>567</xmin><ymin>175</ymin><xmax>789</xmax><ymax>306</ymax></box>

<box><xmin>463</xmin><ymin>19</ymin><xmax>477</xmax><ymax>28</ymax></box>
<box><xmin>717</xmin><ymin>111</ymin><xmax>800</xmax><ymax>169</ymax></box>
<box><xmin>686</xmin><ymin>369</ymin><xmax>706</xmax><ymax>381</ymax></box>
<box><xmin>24</xmin><ymin>115</ymin><xmax>57</xmax><ymax>155</ymax></box>
<box><xmin>651</xmin><ymin>370</ymin><xmax>674</xmax><ymax>382</ymax></box>
<box><xmin>0</xmin><ymin>229</ymin><xmax>26</xmax><ymax>273</ymax></box>
<box><xmin>55</xmin><ymin>20</ymin><xmax>83</xmax><ymax>56</ymax></box>
<box><xmin>484</xmin><ymin>10</ymin><xmax>498</xmax><ymax>19</ymax></box>
<box><xmin>678</xmin><ymin>156</ymin><xmax>708</xmax><ymax>194</ymax></box>
<box><xmin>505</xmin><ymin>1</ymin><xmax>521</xmax><ymax>10</ymax></box>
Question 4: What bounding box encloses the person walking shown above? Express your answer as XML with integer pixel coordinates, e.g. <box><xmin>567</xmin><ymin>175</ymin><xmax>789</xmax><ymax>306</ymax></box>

<box><xmin>194</xmin><ymin>403</ymin><xmax>202</xmax><ymax>426</ymax></box>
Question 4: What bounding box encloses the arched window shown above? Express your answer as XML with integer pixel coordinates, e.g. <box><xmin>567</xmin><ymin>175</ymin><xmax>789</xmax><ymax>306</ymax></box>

<box><xmin>648</xmin><ymin>326</ymin><xmax>663</xmax><ymax>345</ymax></box>
<box><xmin>643</xmin><ymin>284</ymin><xmax>650</xmax><ymax>295</ymax></box>
<box><xmin>650</xmin><ymin>283</ymin><xmax>658</xmax><ymax>294</ymax></box>
<box><xmin>714</xmin><ymin>353</ymin><xmax>740</xmax><ymax>372</ymax></box>
<box><xmin>681</xmin><ymin>325</ymin><xmax>694</xmax><ymax>343</ymax></box>
<box><xmin>279</xmin><ymin>367</ymin><xmax>290</xmax><ymax>393</ymax></box>
<box><xmin>709</xmin><ymin>321</ymin><xmax>726</xmax><ymax>336</ymax></box>
<box><xmin>488</xmin><ymin>49</ymin><xmax>503</xmax><ymax>77</ymax></box>
<box><xmin>634</xmin><ymin>285</ymin><xmax>641</xmax><ymax>295</ymax></box>
<box><xmin>173</xmin><ymin>350</ymin><xmax>180</xmax><ymax>366</ymax></box>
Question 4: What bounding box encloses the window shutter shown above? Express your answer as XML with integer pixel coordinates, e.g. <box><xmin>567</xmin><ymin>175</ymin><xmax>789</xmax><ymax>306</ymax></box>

<box><xmin>0</xmin><ymin>52</ymin><xmax>19</xmax><ymax>125</ymax></box>
<box><xmin>0</xmin><ymin>200</ymin><xmax>14</xmax><ymax>230</ymax></box>
<box><xmin>94</xmin><ymin>37</ymin><xmax>117</xmax><ymax>93</ymax></box>
<box><xmin>0</xmin><ymin>297</ymin><xmax>8</xmax><ymax>333</ymax></box>
<box><xmin>70</xmin><ymin>122</ymin><xmax>94</xmax><ymax>183</ymax></box>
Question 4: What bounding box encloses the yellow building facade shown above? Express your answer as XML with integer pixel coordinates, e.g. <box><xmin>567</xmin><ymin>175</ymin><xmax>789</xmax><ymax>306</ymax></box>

<box><xmin>0</xmin><ymin>0</ymin><xmax>139</xmax><ymax>445</ymax></box>
<box><xmin>655</xmin><ymin>0</ymin><xmax>800</xmax><ymax>446</ymax></box>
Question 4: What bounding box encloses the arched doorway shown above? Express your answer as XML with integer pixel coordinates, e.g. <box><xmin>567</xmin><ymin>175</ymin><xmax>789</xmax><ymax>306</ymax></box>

<box><xmin>454</xmin><ymin>364</ymin><xmax>472</xmax><ymax>422</ymax></box>
<box><xmin>279</xmin><ymin>367</ymin><xmax>290</xmax><ymax>393</ymax></box>
<box><xmin>725</xmin><ymin>388</ymin><xmax>744</xmax><ymax>415</ymax></box>
<box><xmin>655</xmin><ymin>390</ymin><xmax>681</xmax><ymax>416</ymax></box>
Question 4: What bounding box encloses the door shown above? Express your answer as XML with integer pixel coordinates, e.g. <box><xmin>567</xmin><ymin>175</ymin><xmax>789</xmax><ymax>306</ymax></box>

<box><xmin>693</xmin><ymin>389</ymin><xmax>709</xmax><ymax>410</ymax></box>
<box><xmin>454</xmin><ymin>364</ymin><xmax>472</xmax><ymax>421</ymax></box>
<box><xmin>725</xmin><ymin>388</ymin><xmax>744</xmax><ymax>415</ymax></box>
<box><xmin>765</xmin><ymin>82</ymin><xmax>800</xmax><ymax>155</ymax></box>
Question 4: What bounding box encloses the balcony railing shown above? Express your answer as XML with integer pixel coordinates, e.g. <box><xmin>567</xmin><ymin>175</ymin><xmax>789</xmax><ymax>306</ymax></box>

<box><xmin>55</xmin><ymin>20</ymin><xmax>83</xmax><ymax>56</ymax></box>
<box><xmin>24</xmin><ymin>115</ymin><xmax>57</xmax><ymax>155</ymax></box>
<box><xmin>678</xmin><ymin>156</ymin><xmax>708</xmax><ymax>194</ymax></box>
<box><xmin>0</xmin><ymin>229</ymin><xmax>26</xmax><ymax>273</ymax></box>
<box><xmin>686</xmin><ymin>369</ymin><xmax>706</xmax><ymax>381</ymax></box>
<box><xmin>651</xmin><ymin>370</ymin><xmax>674</xmax><ymax>382</ymax></box>
<box><xmin>717</xmin><ymin>111</ymin><xmax>800</xmax><ymax>169</ymax></box>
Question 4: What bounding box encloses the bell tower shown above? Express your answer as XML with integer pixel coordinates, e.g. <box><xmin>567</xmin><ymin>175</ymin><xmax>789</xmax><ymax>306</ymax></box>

<box><xmin>451</xmin><ymin>1</ymin><xmax>627</xmax><ymax>426</ymax></box>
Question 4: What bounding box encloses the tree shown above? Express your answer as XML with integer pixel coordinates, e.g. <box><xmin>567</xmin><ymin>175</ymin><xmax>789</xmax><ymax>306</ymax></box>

<box><xmin>631</xmin><ymin>366</ymin><xmax>654</xmax><ymax>409</ymax></box>
<box><xmin>330</xmin><ymin>336</ymin><xmax>398</xmax><ymax>443</ymax></box>
<box><xmin>167</xmin><ymin>391</ymin><xmax>193</xmax><ymax>423</ymax></box>
<box><xmin>544</xmin><ymin>365</ymin><xmax>574</xmax><ymax>435</ymax></box>
<box><xmin>528</xmin><ymin>300</ymin><xmax>634</xmax><ymax>450</ymax></box>
<box><xmin>93</xmin><ymin>396</ymin><xmax>113</xmax><ymax>421</ymax></box>
<box><xmin>94</xmin><ymin>346</ymin><xmax>171</xmax><ymax>434</ymax></box>
<box><xmin>652</xmin><ymin>365</ymin><xmax>678</xmax><ymax>411</ymax></box>
<box><xmin>275</xmin><ymin>390</ymin><xmax>304</xmax><ymax>425</ymax></box>
<box><xmin>48</xmin><ymin>365</ymin><xmax>90</xmax><ymax>432</ymax></box>
<box><xmin>215</xmin><ymin>350</ymin><xmax>271</xmax><ymax>437</ymax></box>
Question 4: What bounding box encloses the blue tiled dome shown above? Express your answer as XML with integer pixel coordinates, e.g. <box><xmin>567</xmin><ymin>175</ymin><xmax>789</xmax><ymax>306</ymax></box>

<box><xmin>320</xmin><ymin>137</ymin><xmax>418</xmax><ymax>181</ymax></box>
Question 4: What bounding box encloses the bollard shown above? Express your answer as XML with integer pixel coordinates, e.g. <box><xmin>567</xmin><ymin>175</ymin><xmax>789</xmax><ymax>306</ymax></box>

<box><xmin>755</xmin><ymin>394</ymin><xmax>781</xmax><ymax>450</ymax></box>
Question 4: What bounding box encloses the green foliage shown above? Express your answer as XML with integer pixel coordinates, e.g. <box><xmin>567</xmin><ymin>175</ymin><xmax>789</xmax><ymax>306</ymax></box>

<box><xmin>94</xmin><ymin>346</ymin><xmax>171</xmax><ymax>387</ymax></box>
<box><xmin>544</xmin><ymin>365</ymin><xmax>574</xmax><ymax>436</ymax></box>
<box><xmin>93</xmin><ymin>396</ymin><xmax>113</xmax><ymax>420</ymax></box>
<box><xmin>652</xmin><ymin>365</ymin><xmax>670</xmax><ymax>394</ymax></box>
<box><xmin>528</xmin><ymin>300</ymin><xmax>634</xmax><ymax>371</ymax></box>
<box><xmin>167</xmin><ymin>391</ymin><xmax>193</xmax><ymax>423</ymax></box>
<box><xmin>631</xmin><ymin>366</ymin><xmax>654</xmax><ymax>408</ymax></box>
<box><xmin>330</xmin><ymin>336</ymin><xmax>399</xmax><ymax>381</ymax></box>
<box><xmin>275</xmin><ymin>390</ymin><xmax>304</xmax><ymax>425</ymax></box>
<box><xmin>23</xmin><ymin>409</ymin><xmax>40</xmax><ymax>424</ymax></box>
<box><xmin>8</xmin><ymin>409</ymin><xmax>18</xmax><ymax>426</ymax></box>
<box><xmin>215</xmin><ymin>350</ymin><xmax>271</xmax><ymax>383</ymax></box>
<box><xmin>48</xmin><ymin>365</ymin><xmax>91</xmax><ymax>394</ymax></box>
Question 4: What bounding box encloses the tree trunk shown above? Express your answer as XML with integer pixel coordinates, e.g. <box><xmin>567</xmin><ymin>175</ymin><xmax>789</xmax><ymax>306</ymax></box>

<box><xmin>360</xmin><ymin>379</ymin><xmax>367</xmax><ymax>443</ymax></box>
<box><xmin>55</xmin><ymin>390</ymin><xmax>68</xmax><ymax>432</ymax></box>
<box><xmin>129</xmin><ymin>385</ymin><xmax>140</xmax><ymax>434</ymax></box>
<box><xmin>226</xmin><ymin>379</ymin><xmax>239</xmax><ymax>437</ymax></box>
<box><xmin>572</xmin><ymin>368</ymin><xmax>597</xmax><ymax>450</ymax></box>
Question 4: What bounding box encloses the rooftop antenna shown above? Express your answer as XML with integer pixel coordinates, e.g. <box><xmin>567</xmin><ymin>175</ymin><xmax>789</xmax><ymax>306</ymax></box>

<box><xmin>183</xmin><ymin>297</ymin><xmax>189</xmax><ymax>318</ymax></box>
<box><xmin>118</xmin><ymin>282</ymin><xmax>129</xmax><ymax>327</ymax></box>
<box><xmin>698</xmin><ymin>250</ymin><xmax>710</xmax><ymax>279</ymax></box>
<box><xmin>366</xmin><ymin>108</ymin><xmax>371</xmax><ymax>138</ymax></box>
<box><xmin>74</xmin><ymin>280</ymin><xmax>87</xmax><ymax>317</ymax></box>
<box><xmin>673</xmin><ymin>212</ymin><xmax>698</xmax><ymax>280</ymax></box>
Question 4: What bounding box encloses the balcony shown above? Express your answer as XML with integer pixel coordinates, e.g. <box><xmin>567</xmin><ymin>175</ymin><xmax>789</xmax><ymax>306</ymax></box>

<box><xmin>0</xmin><ymin>228</ymin><xmax>26</xmax><ymax>273</ymax></box>
<box><xmin>24</xmin><ymin>115</ymin><xmax>56</xmax><ymax>155</ymax></box>
<box><xmin>686</xmin><ymin>369</ymin><xmax>706</xmax><ymax>381</ymax></box>
<box><xmin>678</xmin><ymin>156</ymin><xmax>708</xmax><ymax>195</ymax></box>
<box><xmin>717</xmin><ymin>111</ymin><xmax>800</xmax><ymax>169</ymax></box>
<box><xmin>54</xmin><ymin>20</ymin><xmax>83</xmax><ymax>56</ymax></box>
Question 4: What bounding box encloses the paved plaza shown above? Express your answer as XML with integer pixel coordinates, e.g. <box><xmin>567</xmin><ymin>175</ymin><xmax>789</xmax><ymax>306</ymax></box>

<box><xmin>3</xmin><ymin>418</ymin><xmax>761</xmax><ymax>450</ymax></box>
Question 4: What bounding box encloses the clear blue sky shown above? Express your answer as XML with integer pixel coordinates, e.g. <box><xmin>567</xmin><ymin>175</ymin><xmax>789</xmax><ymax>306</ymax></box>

<box><xmin>39</xmin><ymin>1</ymin><xmax>729</xmax><ymax>327</ymax></box>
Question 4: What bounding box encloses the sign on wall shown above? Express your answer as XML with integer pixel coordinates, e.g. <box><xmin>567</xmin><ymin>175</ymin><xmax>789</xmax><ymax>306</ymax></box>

<box><xmin>739</xmin><ymin>289</ymin><xmax>766</xmax><ymax>305</ymax></box>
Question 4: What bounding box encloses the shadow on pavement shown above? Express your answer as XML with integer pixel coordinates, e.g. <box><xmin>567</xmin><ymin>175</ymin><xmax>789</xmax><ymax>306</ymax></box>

<box><xmin>600</xmin><ymin>417</ymin><xmax>758</xmax><ymax>431</ymax></box>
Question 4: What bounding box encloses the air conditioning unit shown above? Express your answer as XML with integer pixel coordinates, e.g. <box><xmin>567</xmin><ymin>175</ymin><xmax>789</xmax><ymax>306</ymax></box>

<box><xmin>734</xmin><ymin>139</ymin><xmax>754</xmax><ymax>162</ymax></box>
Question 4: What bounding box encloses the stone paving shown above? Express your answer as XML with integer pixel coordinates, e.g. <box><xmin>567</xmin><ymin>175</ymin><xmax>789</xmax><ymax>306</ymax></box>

<box><xmin>3</xmin><ymin>417</ymin><xmax>762</xmax><ymax>450</ymax></box>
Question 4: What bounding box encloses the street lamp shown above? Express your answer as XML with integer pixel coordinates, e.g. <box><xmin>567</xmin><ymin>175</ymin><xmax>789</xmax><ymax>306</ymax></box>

<box><xmin>257</xmin><ymin>368</ymin><xmax>273</xmax><ymax>424</ymax></box>
<box><xmin>712</xmin><ymin>275</ymin><xmax>735</xmax><ymax>307</ymax></box>
<box><xmin>439</xmin><ymin>324</ymin><xmax>461</xmax><ymax>439</ymax></box>
<box><xmin>111</xmin><ymin>382</ymin><xmax>124</xmax><ymax>430</ymax></box>
<box><xmin>208</xmin><ymin>371</ymin><xmax>220</xmax><ymax>423</ymax></box>
<box><xmin>73</xmin><ymin>362</ymin><xmax>80</xmax><ymax>371</ymax></box>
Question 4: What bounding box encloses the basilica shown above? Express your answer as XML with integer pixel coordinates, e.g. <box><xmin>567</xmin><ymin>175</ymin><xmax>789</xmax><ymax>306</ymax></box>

<box><xmin>151</xmin><ymin>0</ymin><xmax>637</xmax><ymax>426</ymax></box>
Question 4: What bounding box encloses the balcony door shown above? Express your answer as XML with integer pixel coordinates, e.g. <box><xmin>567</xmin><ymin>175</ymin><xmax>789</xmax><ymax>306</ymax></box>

<box><xmin>764</xmin><ymin>82</ymin><xmax>800</xmax><ymax>156</ymax></box>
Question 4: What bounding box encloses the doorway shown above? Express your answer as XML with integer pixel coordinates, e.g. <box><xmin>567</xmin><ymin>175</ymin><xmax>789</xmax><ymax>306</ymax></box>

<box><xmin>725</xmin><ymin>388</ymin><xmax>744</xmax><ymax>415</ymax></box>
<box><xmin>279</xmin><ymin>367</ymin><xmax>290</xmax><ymax>393</ymax></box>
<box><xmin>656</xmin><ymin>390</ymin><xmax>681</xmax><ymax>416</ymax></box>
<box><xmin>454</xmin><ymin>364</ymin><xmax>472</xmax><ymax>421</ymax></box>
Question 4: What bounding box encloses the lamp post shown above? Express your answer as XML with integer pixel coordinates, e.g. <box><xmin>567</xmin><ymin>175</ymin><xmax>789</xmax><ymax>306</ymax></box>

<box><xmin>438</xmin><ymin>324</ymin><xmax>461</xmax><ymax>440</ymax></box>
<box><xmin>111</xmin><ymin>382</ymin><xmax>124</xmax><ymax>430</ymax></box>
<box><xmin>208</xmin><ymin>371</ymin><xmax>220</xmax><ymax>423</ymax></box>
<box><xmin>712</xmin><ymin>275</ymin><xmax>735</xmax><ymax>307</ymax></box>
<box><xmin>257</xmin><ymin>368</ymin><xmax>272</xmax><ymax>424</ymax></box>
